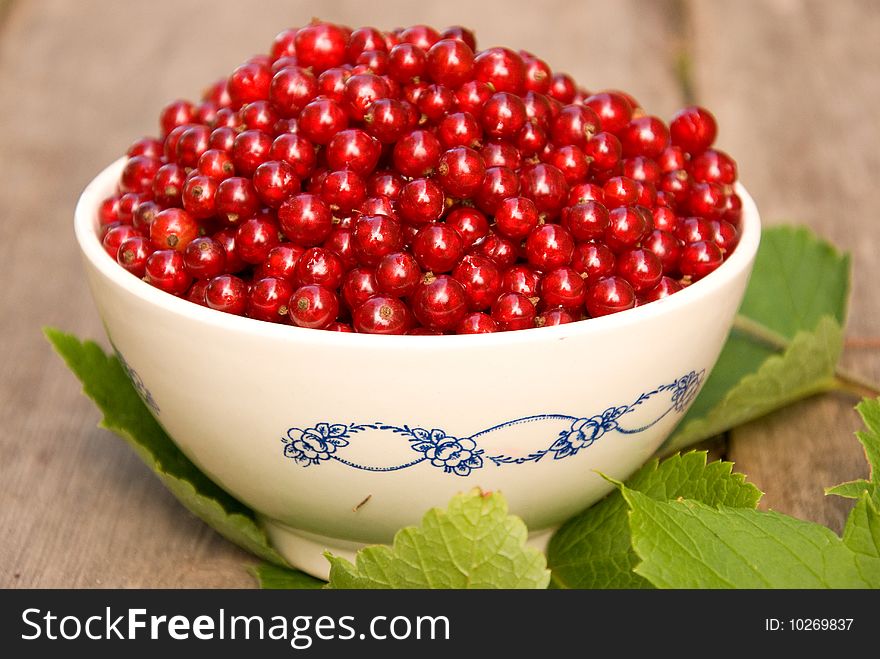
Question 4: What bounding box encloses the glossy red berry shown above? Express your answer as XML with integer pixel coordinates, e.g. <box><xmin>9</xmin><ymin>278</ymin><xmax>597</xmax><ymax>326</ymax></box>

<box><xmin>676</xmin><ymin>216</ymin><xmax>714</xmax><ymax>244</ymax></box>
<box><xmin>341</xmin><ymin>267</ymin><xmax>379</xmax><ymax>309</ymax></box>
<box><xmin>367</xmin><ymin>170</ymin><xmax>406</xmax><ymax>199</ymax></box>
<box><xmin>174</xmin><ymin>126</ymin><xmax>211</xmax><ymax>169</ymax></box>
<box><xmin>159</xmin><ymin>100</ymin><xmax>195</xmax><ymax>136</ymax></box>
<box><xmin>491</xmin><ymin>292</ymin><xmax>536</xmax><ymax>331</ymax></box>
<box><xmin>620</xmin><ymin>116</ymin><xmax>670</xmax><ymax>158</ymax></box>
<box><xmin>256</xmin><ymin>243</ymin><xmax>305</xmax><ymax>282</ymax></box>
<box><xmin>453</xmin><ymin>255</ymin><xmax>502</xmax><ymax>311</ymax></box>
<box><xmin>294</xmin><ymin>22</ymin><xmax>348</xmax><ymax>72</ymax></box>
<box><xmin>204</xmin><ymin>275</ymin><xmax>248</xmax><ymax>315</ymax></box>
<box><xmin>247</xmin><ymin>277</ymin><xmax>295</xmax><ymax>323</ymax></box>
<box><xmin>278</xmin><ymin>193</ymin><xmax>332</xmax><ymax>246</ymax></box>
<box><xmin>603</xmin><ymin>175</ymin><xmax>640</xmax><ymax>208</ymax></box>
<box><xmin>670</xmin><ymin>106</ymin><xmax>717</xmax><ymax>155</ymax></box>
<box><xmin>116</xmin><ymin>236</ymin><xmax>154</xmax><ymax>278</ymax></box>
<box><xmin>215</xmin><ymin>177</ymin><xmax>259</xmax><ymax>224</ymax></box>
<box><xmin>236</xmin><ymin>216</ymin><xmax>281</xmax><ymax>264</ymax></box>
<box><xmin>571</xmin><ymin>242</ymin><xmax>615</xmax><ymax>281</ymax></box>
<box><xmin>197</xmin><ymin>149</ymin><xmax>235</xmax><ymax>180</ymax></box>
<box><xmin>546</xmin><ymin>145</ymin><xmax>590</xmax><ymax>184</ymax></box>
<box><xmin>252</xmin><ymin>160</ymin><xmax>299</xmax><ymax>207</ymax></box>
<box><xmin>412</xmin><ymin>275</ymin><xmax>468</xmax><ymax>331</ymax></box>
<box><xmin>387</xmin><ymin>43</ymin><xmax>426</xmax><ymax>83</ymax></box>
<box><xmin>412</xmin><ymin>224</ymin><xmax>464</xmax><ymax>273</ymax></box>
<box><xmin>540</xmin><ymin>266</ymin><xmax>586</xmax><ymax>311</ymax></box>
<box><xmin>615</xmin><ymin>248</ymin><xmax>663</xmax><ymax>293</ymax></box>
<box><xmin>585</xmin><ymin>276</ymin><xmax>635</xmax><ymax>317</ymax></box>
<box><xmin>435</xmin><ymin>147</ymin><xmax>485</xmax><ymax>198</ymax></box>
<box><xmin>494</xmin><ymin>196</ymin><xmax>539</xmax><ymax>240</ymax></box>
<box><xmin>181</xmin><ymin>175</ymin><xmax>219</xmax><ymax>219</ymax></box>
<box><xmin>481</xmin><ymin>141</ymin><xmax>521</xmax><ymax>170</ymax></box>
<box><xmin>228</xmin><ymin>62</ymin><xmax>272</xmax><ymax>108</ymax></box>
<box><xmin>605</xmin><ymin>206</ymin><xmax>649</xmax><ymax>252</ymax></box>
<box><xmin>343</xmin><ymin>73</ymin><xmax>391</xmax><ymax>120</ymax></box>
<box><xmin>473</xmin><ymin>47</ymin><xmax>525</xmax><ymax>94</ymax></box>
<box><xmin>150</xmin><ymin>208</ymin><xmax>198</xmax><ymax>251</ymax></box>
<box><xmin>525</xmin><ymin>224</ymin><xmax>574</xmax><ymax>270</ymax></box>
<box><xmin>231</xmin><ymin>130</ymin><xmax>273</xmax><ymax>176</ymax></box>
<box><xmin>375</xmin><ymin>252</ymin><xmax>421</xmax><ymax>297</ymax></box>
<box><xmin>353</xmin><ymin>296</ymin><xmax>411</xmax><ymax>334</ymax></box>
<box><xmin>295</xmin><ymin>247</ymin><xmax>345</xmax><ymax>289</ymax></box>
<box><xmin>445</xmin><ymin>207</ymin><xmax>489</xmax><ymax>247</ymax></box>
<box><xmin>518</xmin><ymin>163</ymin><xmax>568</xmax><ymax>217</ymax></box>
<box><xmin>641</xmin><ymin>276</ymin><xmax>684</xmax><ymax>303</ymax></box>
<box><xmin>120</xmin><ymin>156</ymin><xmax>160</xmax><ymax>195</ymax></box>
<box><xmin>562</xmin><ymin>201</ymin><xmax>609</xmax><ymax>242</ymax></box>
<box><xmin>363</xmin><ymin>98</ymin><xmax>409</xmax><ymax>144</ymax></box>
<box><xmin>269</xmin><ymin>65</ymin><xmax>317</xmax><ymax>117</ymax></box>
<box><xmin>551</xmin><ymin>104</ymin><xmax>601</xmax><ymax>149</ymax></box>
<box><xmin>709</xmin><ymin>219</ymin><xmax>739</xmax><ymax>253</ymax></box>
<box><xmin>145</xmin><ymin>250</ymin><xmax>193</xmax><ymax>295</ymax></box>
<box><xmin>454</xmin><ymin>80</ymin><xmax>493</xmax><ymax>115</ymax></box>
<box><xmin>468</xmin><ymin>231</ymin><xmax>518</xmax><ymax>269</ymax></box>
<box><xmin>481</xmin><ymin>92</ymin><xmax>527</xmax><ymax>139</ymax></box>
<box><xmin>501</xmin><ymin>264</ymin><xmax>542</xmax><ymax>297</ymax></box>
<box><xmin>392</xmin><ymin>129</ymin><xmax>442</xmax><ymax>177</ymax></box>
<box><xmin>679</xmin><ymin>240</ymin><xmax>724</xmax><ymax>280</ymax></box>
<box><xmin>426</xmin><ymin>39</ymin><xmax>474</xmax><ymax>87</ymax></box>
<box><xmin>103</xmin><ymin>225</ymin><xmax>142</xmax><ymax>258</ymax></box>
<box><xmin>537</xmin><ymin>308</ymin><xmax>575</xmax><ymax>326</ymax></box>
<box><xmin>548</xmin><ymin>73</ymin><xmax>576</xmax><ymax>103</ymax></box>
<box><xmin>643</xmin><ymin>229</ymin><xmax>683</xmax><ymax>274</ymax></box>
<box><xmin>289</xmin><ymin>284</ymin><xmax>339</xmax><ymax>328</ymax></box>
<box><xmin>321</xmin><ymin>169</ymin><xmax>367</xmax><ymax>212</ymax></box>
<box><xmin>183</xmin><ymin>237</ymin><xmax>226</xmax><ymax>279</ymax></box>
<box><xmin>212</xmin><ymin>228</ymin><xmax>246</xmax><ymax>273</ymax></box>
<box><xmin>298</xmin><ymin>99</ymin><xmax>349</xmax><ymax>145</ymax></box>
<box><xmin>397</xmin><ymin>178</ymin><xmax>445</xmax><ymax>226</ymax></box>
<box><xmin>456</xmin><ymin>312</ymin><xmax>498</xmax><ymax>334</ymax></box>
<box><xmin>352</xmin><ymin>214</ymin><xmax>403</xmax><ymax>266</ymax></box>
<box><xmin>689</xmin><ymin>148</ymin><xmax>737</xmax><ymax>184</ymax></box>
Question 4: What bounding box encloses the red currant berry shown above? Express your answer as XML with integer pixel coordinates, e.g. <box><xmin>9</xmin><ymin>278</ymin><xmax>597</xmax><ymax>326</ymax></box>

<box><xmin>399</xmin><ymin>25</ymin><xmax>441</xmax><ymax>50</ymax></box>
<box><xmin>417</xmin><ymin>84</ymin><xmax>456</xmax><ymax>122</ymax></box>
<box><xmin>548</xmin><ymin>72</ymin><xmax>576</xmax><ymax>103</ymax></box>
<box><xmin>145</xmin><ymin>250</ymin><xmax>193</xmax><ymax>295</ymax></box>
<box><xmin>676</xmin><ymin>216</ymin><xmax>713</xmax><ymax>244</ymax></box>
<box><xmin>120</xmin><ymin>156</ymin><xmax>160</xmax><ymax>195</ymax></box>
<box><xmin>641</xmin><ymin>276</ymin><xmax>684</xmax><ymax>303</ymax></box>
<box><xmin>547</xmin><ymin>145</ymin><xmax>590</xmax><ymax>184</ymax></box>
<box><xmin>215</xmin><ymin>176</ymin><xmax>259</xmax><ymax>225</ymax></box>
<box><xmin>326</xmin><ymin>321</ymin><xmax>354</xmax><ymax>332</ymax></box>
<box><xmin>643</xmin><ymin>229</ymin><xmax>683</xmax><ymax>274</ymax></box>
<box><xmin>440</xmin><ymin>25</ymin><xmax>477</xmax><ymax>50</ymax></box>
<box><xmin>343</xmin><ymin>73</ymin><xmax>391</xmax><ymax>121</ymax></box>
<box><xmin>159</xmin><ymin>100</ymin><xmax>195</xmax><ymax>136</ymax></box>
<box><xmin>456</xmin><ymin>312</ymin><xmax>498</xmax><ymax>334</ymax></box>
<box><xmin>689</xmin><ymin>148</ymin><xmax>737</xmax><ymax>184</ymax></box>
<box><xmin>615</xmin><ymin>248</ymin><xmax>663</xmax><ymax>293</ymax></box>
<box><xmin>174</xmin><ymin>125</ymin><xmax>211</xmax><ymax>169</ymax></box>
<box><xmin>181</xmin><ymin>175</ymin><xmax>219</xmax><ymax>219</ymax></box>
<box><xmin>150</xmin><ymin>208</ymin><xmax>198</xmax><ymax>252</ymax></box>
<box><xmin>540</xmin><ymin>266</ymin><xmax>586</xmax><ymax>311</ymax></box>
<box><xmin>620</xmin><ymin>116</ymin><xmax>670</xmax><ymax>158</ymax></box>
<box><xmin>341</xmin><ymin>267</ymin><xmax>379</xmax><ymax>309</ymax></box>
<box><xmin>238</xmin><ymin>100</ymin><xmax>279</xmax><ymax>132</ymax></box>
<box><xmin>346</xmin><ymin>27</ymin><xmax>388</xmax><ymax>61</ymax></box>
<box><xmin>561</xmin><ymin>201</ymin><xmax>609</xmax><ymax>241</ymax></box>
<box><xmin>298</xmin><ymin>99</ymin><xmax>349</xmax><ymax>145</ymax></box>
<box><xmin>468</xmin><ymin>231</ymin><xmax>519</xmax><ymax>269</ymax></box>
<box><xmin>454</xmin><ymin>80</ymin><xmax>493</xmax><ymax>115</ymax></box>
<box><xmin>353</xmin><ymin>296</ymin><xmax>411</xmax><ymax>334</ymax></box>
<box><xmin>670</xmin><ymin>106</ymin><xmax>717</xmax><ymax>155</ymax></box>
<box><xmin>116</xmin><ymin>192</ymin><xmax>148</xmax><ymax>225</ymax></box>
<box><xmin>567</xmin><ymin>182</ymin><xmax>606</xmax><ymax>205</ymax></box>
<box><xmin>412</xmin><ymin>275</ymin><xmax>468</xmax><ymax>331</ymax></box>
<box><xmin>252</xmin><ymin>160</ymin><xmax>299</xmax><ymax>208</ymax></box>
<box><xmin>709</xmin><ymin>219</ymin><xmax>739</xmax><ymax>253</ymax></box>
<box><xmin>481</xmin><ymin>141</ymin><xmax>521</xmax><ymax>170</ymax></box>
<box><xmin>525</xmin><ymin>224</ymin><xmax>574</xmax><ymax>270</ymax></box>
<box><xmin>295</xmin><ymin>246</ymin><xmax>345</xmax><ymax>289</ymax></box>
<box><xmin>491</xmin><ymin>292</ymin><xmax>536</xmax><ymax>331</ymax></box>
<box><xmin>289</xmin><ymin>284</ymin><xmax>339</xmax><ymax>328</ymax></box>
<box><xmin>679</xmin><ymin>240</ymin><xmax>724</xmax><ymax>280</ymax></box>
<box><xmin>412</xmin><ymin>224</ymin><xmax>464</xmax><ymax>273</ymax></box>
<box><xmin>367</xmin><ymin>170</ymin><xmax>405</xmax><ymax>199</ymax></box>
<box><xmin>481</xmin><ymin>92</ymin><xmax>527</xmax><ymax>139</ymax></box>
<box><xmin>278</xmin><ymin>193</ymin><xmax>333</xmax><ymax>246</ymax></box>
<box><xmin>228</xmin><ymin>61</ymin><xmax>272</xmax><ymax>108</ymax></box>
<box><xmin>198</xmin><ymin>149</ymin><xmax>235</xmax><ymax>180</ymax></box>
<box><xmin>658</xmin><ymin>145</ymin><xmax>687</xmax><ymax>173</ymax></box>
<box><xmin>475</xmin><ymin>166</ymin><xmax>520</xmax><ymax>215</ymax></box>
<box><xmin>352</xmin><ymin>214</ymin><xmax>403</xmax><ymax>266</ymax></box>
<box><xmin>660</xmin><ymin>169</ymin><xmax>691</xmax><ymax>207</ymax></box>
<box><xmin>185</xmin><ymin>279</ymin><xmax>210</xmax><ymax>307</ymax></box>
<box><xmin>584</xmin><ymin>132</ymin><xmax>622</xmax><ymax>171</ymax></box>
<box><xmin>551</xmin><ymin>104</ymin><xmax>601</xmax><ymax>149</ymax></box>
<box><xmin>248</xmin><ymin>277</ymin><xmax>295</xmax><ymax>323</ymax></box>
<box><xmin>269</xmin><ymin>65</ymin><xmax>318</xmax><ymax>117</ymax></box>
<box><xmin>583</xmin><ymin>92</ymin><xmax>632</xmax><ymax>135</ymax></box>
<box><xmin>212</xmin><ymin>228</ymin><xmax>246</xmax><ymax>273</ymax></box>
<box><xmin>387</xmin><ymin>43</ymin><xmax>426</xmax><ymax>83</ymax></box>
<box><xmin>375</xmin><ymin>251</ymin><xmax>421</xmax><ymax>297</ymax></box>
<box><xmin>602</xmin><ymin>175</ymin><xmax>640</xmax><ymax>208</ymax></box>
<box><xmin>231</xmin><ymin>129</ymin><xmax>272</xmax><ymax>176</ymax></box>
<box><xmin>585</xmin><ymin>276</ymin><xmax>636</xmax><ymax>317</ymax></box>
<box><xmin>473</xmin><ymin>47</ymin><xmax>525</xmax><ymax>94</ymax></box>
<box><xmin>397</xmin><ymin>178</ymin><xmax>445</xmax><ymax>226</ymax></box>
<box><xmin>435</xmin><ymin>147</ymin><xmax>485</xmax><ymax>198</ymax></box>
<box><xmin>445</xmin><ymin>207</ymin><xmax>489</xmax><ymax>248</ymax></box>
<box><xmin>183</xmin><ymin>236</ymin><xmax>226</xmax><ymax>280</ymax></box>
<box><xmin>494</xmin><ymin>196</ymin><xmax>539</xmax><ymax>240</ymax></box>
<box><xmin>255</xmin><ymin>243</ymin><xmax>305</xmax><ymax>282</ymax></box>
<box><xmin>236</xmin><ymin>216</ymin><xmax>280</xmax><ymax>265</ymax></box>
<box><xmin>425</xmin><ymin>39</ymin><xmax>474</xmax><ymax>87</ymax></box>
<box><xmin>571</xmin><ymin>242</ymin><xmax>616</xmax><ymax>281</ymax></box>
<box><xmin>363</xmin><ymin>98</ymin><xmax>409</xmax><ymax>143</ymax></box>
<box><xmin>208</xmin><ymin>126</ymin><xmax>237</xmax><ymax>152</ymax></box>
<box><xmin>103</xmin><ymin>225</ymin><xmax>142</xmax><ymax>258</ymax></box>
<box><xmin>518</xmin><ymin>163</ymin><xmax>569</xmax><ymax>218</ymax></box>
<box><xmin>605</xmin><ymin>206</ymin><xmax>649</xmax><ymax>252</ymax></box>
<box><xmin>452</xmin><ymin>255</ymin><xmax>502</xmax><ymax>311</ymax></box>
<box><xmin>116</xmin><ymin>236</ymin><xmax>155</xmax><ymax>278</ymax></box>
<box><xmin>99</xmin><ymin>195</ymin><xmax>121</xmax><ymax>226</ymax></box>
<box><xmin>392</xmin><ymin>129</ymin><xmax>441</xmax><ymax>177</ymax></box>
<box><xmin>295</xmin><ymin>22</ymin><xmax>348</xmax><ymax>72</ymax></box>
<box><xmin>321</xmin><ymin>169</ymin><xmax>367</xmax><ymax>212</ymax></box>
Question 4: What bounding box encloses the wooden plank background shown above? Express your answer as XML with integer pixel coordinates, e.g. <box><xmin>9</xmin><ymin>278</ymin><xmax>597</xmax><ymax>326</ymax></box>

<box><xmin>0</xmin><ymin>0</ymin><xmax>876</xmax><ymax>587</ymax></box>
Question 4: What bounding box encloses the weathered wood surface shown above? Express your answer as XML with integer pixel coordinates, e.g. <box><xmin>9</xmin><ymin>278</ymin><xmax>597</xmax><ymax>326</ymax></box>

<box><xmin>0</xmin><ymin>0</ymin><xmax>875</xmax><ymax>587</ymax></box>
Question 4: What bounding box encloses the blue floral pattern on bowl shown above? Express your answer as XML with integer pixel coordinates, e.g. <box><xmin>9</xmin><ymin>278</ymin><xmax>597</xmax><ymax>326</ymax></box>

<box><xmin>115</xmin><ymin>350</ymin><xmax>160</xmax><ymax>416</ymax></box>
<box><xmin>281</xmin><ymin>369</ymin><xmax>704</xmax><ymax>476</ymax></box>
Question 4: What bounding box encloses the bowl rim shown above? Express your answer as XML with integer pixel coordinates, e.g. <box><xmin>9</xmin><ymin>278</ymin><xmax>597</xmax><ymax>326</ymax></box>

<box><xmin>76</xmin><ymin>157</ymin><xmax>761</xmax><ymax>348</ymax></box>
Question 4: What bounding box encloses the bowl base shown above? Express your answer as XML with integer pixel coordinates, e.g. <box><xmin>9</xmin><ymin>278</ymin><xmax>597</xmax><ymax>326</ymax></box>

<box><xmin>261</xmin><ymin>518</ymin><xmax>556</xmax><ymax>581</ymax></box>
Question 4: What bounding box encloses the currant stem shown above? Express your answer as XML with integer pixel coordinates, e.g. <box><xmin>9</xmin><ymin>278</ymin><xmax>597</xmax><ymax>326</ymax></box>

<box><xmin>732</xmin><ymin>315</ymin><xmax>880</xmax><ymax>400</ymax></box>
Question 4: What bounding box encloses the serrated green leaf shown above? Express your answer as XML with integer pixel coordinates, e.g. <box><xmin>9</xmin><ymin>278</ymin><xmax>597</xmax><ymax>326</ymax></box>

<box><xmin>251</xmin><ymin>563</ymin><xmax>325</xmax><ymax>589</ymax></box>
<box><xmin>842</xmin><ymin>494</ymin><xmax>880</xmax><ymax>579</ymax></box>
<box><xmin>548</xmin><ymin>451</ymin><xmax>761</xmax><ymax>589</ymax></box>
<box><xmin>623</xmin><ymin>488</ymin><xmax>878</xmax><ymax>588</ymax></box>
<box><xmin>664</xmin><ymin>226</ymin><xmax>851</xmax><ymax>452</ymax></box>
<box><xmin>45</xmin><ymin>328</ymin><xmax>288</xmax><ymax>567</ymax></box>
<box><xmin>666</xmin><ymin>317</ymin><xmax>843</xmax><ymax>450</ymax></box>
<box><xmin>827</xmin><ymin>397</ymin><xmax>880</xmax><ymax>503</ymax></box>
<box><xmin>326</xmin><ymin>489</ymin><xmax>549</xmax><ymax>589</ymax></box>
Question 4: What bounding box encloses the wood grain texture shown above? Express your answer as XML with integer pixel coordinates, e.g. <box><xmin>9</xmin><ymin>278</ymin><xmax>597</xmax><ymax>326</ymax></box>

<box><xmin>690</xmin><ymin>0</ymin><xmax>880</xmax><ymax>532</ymax></box>
<box><xmin>0</xmin><ymin>0</ymin><xmax>684</xmax><ymax>587</ymax></box>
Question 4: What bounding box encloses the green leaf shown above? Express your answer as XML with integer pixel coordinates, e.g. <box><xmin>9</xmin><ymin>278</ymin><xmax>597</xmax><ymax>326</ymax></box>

<box><xmin>44</xmin><ymin>328</ymin><xmax>288</xmax><ymax>567</ymax></box>
<box><xmin>623</xmin><ymin>488</ymin><xmax>878</xmax><ymax>588</ymax></box>
<box><xmin>547</xmin><ymin>451</ymin><xmax>761</xmax><ymax>589</ymax></box>
<box><xmin>827</xmin><ymin>397</ymin><xmax>880</xmax><ymax>502</ymax></box>
<box><xmin>251</xmin><ymin>563</ymin><xmax>325</xmax><ymax>589</ymax></box>
<box><xmin>665</xmin><ymin>226</ymin><xmax>850</xmax><ymax>452</ymax></box>
<box><xmin>326</xmin><ymin>489</ymin><xmax>549</xmax><ymax>589</ymax></box>
<box><xmin>842</xmin><ymin>495</ymin><xmax>880</xmax><ymax>579</ymax></box>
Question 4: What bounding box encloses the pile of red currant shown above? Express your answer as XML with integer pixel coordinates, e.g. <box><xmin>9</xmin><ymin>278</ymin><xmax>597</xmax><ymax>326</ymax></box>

<box><xmin>99</xmin><ymin>21</ymin><xmax>741</xmax><ymax>334</ymax></box>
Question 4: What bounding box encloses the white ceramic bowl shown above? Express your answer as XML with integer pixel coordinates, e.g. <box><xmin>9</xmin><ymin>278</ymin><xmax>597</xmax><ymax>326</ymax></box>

<box><xmin>76</xmin><ymin>159</ymin><xmax>760</xmax><ymax>578</ymax></box>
